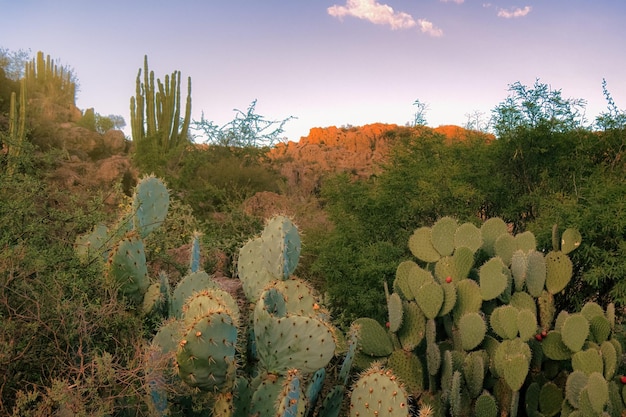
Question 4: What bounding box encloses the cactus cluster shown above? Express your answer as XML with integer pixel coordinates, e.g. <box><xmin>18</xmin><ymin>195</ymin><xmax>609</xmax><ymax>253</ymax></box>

<box><xmin>349</xmin><ymin>216</ymin><xmax>626</xmax><ymax>417</ymax></box>
<box><xmin>74</xmin><ymin>174</ymin><xmax>170</xmax><ymax>306</ymax></box>
<box><xmin>144</xmin><ymin>214</ymin><xmax>358</xmax><ymax>417</ymax></box>
<box><xmin>130</xmin><ymin>55</ymin><xmax>191</xmax><ymax>152</ymax></box>
<box><xmin>6</xmin><ymin>78</ymin><xmax>26</xmax><ymax>176</ymax></box>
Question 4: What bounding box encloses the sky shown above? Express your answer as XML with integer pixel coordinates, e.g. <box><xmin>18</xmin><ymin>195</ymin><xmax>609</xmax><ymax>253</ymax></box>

<box><xmin>2</xmin><ymin>0</ymin><xmax>626</xmax><ymax>141</ymax></box>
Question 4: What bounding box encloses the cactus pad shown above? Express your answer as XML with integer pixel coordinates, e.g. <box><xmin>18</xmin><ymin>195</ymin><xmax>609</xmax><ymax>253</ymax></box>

<box><xmin>538</xmin><ymin>382</ymin><xmax>563</xmax><ymax>417</ymax></box>
<box><xmin>479</xmin><ymin>257</ymin><xmax>508</xmax><ymax>301</ymax></box>
<box><xmin>349</xmin><ymin>365</ymin><xmax>410</xmax><ymax>417</ymax></box>
<box><xmin>431</xmin><ymin>216</ymin><xmax>458</xmax><ymax>257</ymax></box>
<box><xmin>545</xmin><ymin>251</ymin><xmax>573</xmax><ymax>294</ymax></box>
<box><xmin>561</xmin><ymin>228</ymin><xmax>582</xmax><ymax>255</ymax></box>
<box><xmin>176</xmin><ymin>311</ymin><xmax>238</xmax><ymax>392</ymax></box>
<box><xmin>397</xmin><ymin>301</ymin><xmax>425</xmax><ymax>351</ymax></box>
<box><xmin>480</xmin><ymin>217</ymin><xmax>509</xmax><ymax>256</ymax></box>
<box><xmin>459</xmin><ymin>312</ymin><xmax>486</xmax><ymax>351</ymax></box>
<box><xmin>106</xmin><ymin>231</ymin><xmax>150</xmax><ymax>305</ymax></box>
<box><xmin>561</xmin><ymin>313</ymin><xmax>589</xmax><ymax>352</ymax></box>
<box><xmin>387</xmin><ymin>292</ymin><xmax>403</xmax><ymax>332</ymax></box>
<box><xmin>415</xmin><ymin>281</ymin><xmax>444</xmax><ymax>319</ymax></box>
<box><xmin>353</xmin><ymin>317</ymin><xmax>394</xmax><ymax>357</ymax></box>
<box><xmin>408</xmin><ymin>227</ymin><xmax>440</xmax><ymax>263</ymax></box>
<box><xmin>454</xmin><ymin>222</ymin><xmax>483</xmax><ymax>253</ymax></box>
<box><xmin>132</xmin><ymin>175</ymin><xmax>169</xmax><ymax>238</ymax></box>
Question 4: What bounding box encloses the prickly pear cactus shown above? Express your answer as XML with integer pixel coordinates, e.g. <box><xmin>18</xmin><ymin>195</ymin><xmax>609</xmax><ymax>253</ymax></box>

<box><xmin>349</xmin><ymin>364</ymin><xmax>410</xmax><ymax>417</ymax></box>
<box><xmin>106</xmin><ymin>230</ymin><xmax>150</xmax><ymax>305</ymax></box>
<box><xmin>132</xmin><ymin>175</ymin><xmax>170</xmax><ymax>239</ymax></box>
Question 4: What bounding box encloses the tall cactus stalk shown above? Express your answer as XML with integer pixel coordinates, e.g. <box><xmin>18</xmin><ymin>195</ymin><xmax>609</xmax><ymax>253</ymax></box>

<box><xmin>130</xmin><ymin>55</ymin><xmax>191</xmax><ymax>152</ymax></box>
<box><xmin>6</xmin><ymin>79</ymin><xmax>27</xmax><ymax>176</ymax></box>
<box><xmin>24</xmin><ymin>51</ymin><xmax>75</xmax><ymax>105</ymax></box>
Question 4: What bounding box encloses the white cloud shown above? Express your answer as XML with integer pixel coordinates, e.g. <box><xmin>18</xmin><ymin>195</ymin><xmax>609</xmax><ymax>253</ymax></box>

<box><xmin>497</xmin><ymin>6</ymin><xmax>532</xmax><ymax>18</ymax></box>
<box><xmin>417</xmin><ymin>19</ymin><xmax>444</xmax><ymax>37</ymax></box>
<box><xmin>327</xmin><ymin>0</ymin><xmax>416</xmax><ymax>30</ymax></box>
<box><xmin>440</xmin><ymin>0</ymin><xmax>464</xmax><ymax>4</ymax></box>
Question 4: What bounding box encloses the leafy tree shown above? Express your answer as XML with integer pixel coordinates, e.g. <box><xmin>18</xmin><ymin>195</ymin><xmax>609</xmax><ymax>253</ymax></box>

<box><xmin>411</xmin><ymin>98</ymin><xmax>429</xmax><ymax>126</ymax></box>
<box><xmin>0</xmin><ymin>46</ymin><xmax>30</xmax><ymax>80</ymax></box>
<box><xmin>192</xmin><ymin>99</ymin><xmax>294</xmax><ymax>147</ymax></box>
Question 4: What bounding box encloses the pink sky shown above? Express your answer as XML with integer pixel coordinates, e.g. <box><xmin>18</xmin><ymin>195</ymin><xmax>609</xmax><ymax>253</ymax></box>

<box><xmin>2</xmin><ymin>0</ymin><xmax>625</xmax><ymax>141</ymax></box>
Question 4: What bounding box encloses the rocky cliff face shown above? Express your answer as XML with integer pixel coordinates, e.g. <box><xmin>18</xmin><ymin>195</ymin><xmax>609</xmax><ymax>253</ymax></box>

<box><xmin>267</xmin><ymin>123</ymin><xmax>491</xmax><ymax>196</ymax></box>
<box><xmin>268</xmin><ymin>123</ymin><xmax>398</xmax><ymax>195</ymax></box>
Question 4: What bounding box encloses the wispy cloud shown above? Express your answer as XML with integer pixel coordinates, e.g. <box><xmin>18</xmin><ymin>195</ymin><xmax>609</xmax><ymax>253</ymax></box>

<box><xmin>440</xmin><ymin>0</ymin><xmax>464</xmax><ymax>4</ymax></box>
<box><xmin>417</xmin><ymin>19</ymin><xmax>444</xmax><ymax>37</ymax></box>
<box><xmin>497</xmin><ymin>6</ymin><xmax>532</xmax><ymax>18</ymax></box>
<box><xmin>327</xmin><ymin>0</ymin><xmax>443</xmax><ymax>36</ymax></box>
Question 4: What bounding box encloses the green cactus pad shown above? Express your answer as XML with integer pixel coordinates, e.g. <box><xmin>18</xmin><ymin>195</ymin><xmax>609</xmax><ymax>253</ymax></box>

<box><xmin>183</xmin><ymin>288</ymin><xmax>240</xmax><ymax>326</ymax></box>
<box><xmin>503</xmin><ymin>353</ymin><xmax>529</xmax><ymax>392</ymax></box>
<box><xmin>106</xmin><ymin>231</ymin><xmax>150</xmax><ymax>305</ymax></box>
<box><xmin>260</xmin><ymin>215</ymin><xmax>301</xmax><ymax>280</ymax></box>
<box><xmin>142</xmin><ymin>277</ymin><xmax>168</xmax><ymax>317</ymax></box>
<box><xmin>525</xmin><ymin>251</ymin><xmax>546</xmax><ymax>297</ymax></box>
<box><xmin>212</xmin><ymin>391</ymin><xmax>235</xmax><ymax>417</ymax></box>
<box><xmin>317</xmin><ymin>386</ymin><xmax>345</xmax><ymax>417</ymax></box>
<box><xmin>415</xmin><ymin>281</ymin><xmax>444</xmax><ymax>319</ymax></box>
<box><xmin>249</xmin><ymin>374</ymin><xmax>287</xmax><ymax>417</ymax></box>
<box><xmin>454</xmin><ymin>222</ymin><xmax>483</xmax><ymax>253</ymax></box>
<box><xmin>462</xmin><ymin>351</ymin><xmax>485</xmax><ymax>399</ymax></box>
<box><xmin>459</xmin><ymin>312</ymin><xmax>486</xmax><ymax>351</ymax></box>
<box><xmin>561</xmin><ymin>228</ymin><xmax>582</xmax><ymax>255</ymax></box>
<box><xmin>509</xmin><ymin>291</ymin><xmax>537</xmax><ymax>315</ymax></box>
<box><xmin>74</xmin><ymin>223</ymin><xmax>109</xmax><ymax>264</ymax></box>
<box><xmin>276</xmin><ymin>371</ymin><xmax>305</xmax><ymax>417</ymax></box>
<box><xmin>170</xmin><ymin>270</ymin><xmax>219</xmax><ymax>318</ymax></box>
<box><xmin>408</xmin><ymin>227</ymin><xmax>440</xmax><ymax>263</ymax></box>
<box><xmin>606</xmin><ymin>302</ymin><xmax>615</xmax><ymax>329</ymax></box>
<box><xmin>511</xmin><ymin>250</ymin><xmax>528</xmax><ymax>291</ymax></box>
<box><xmin>490</xmin><ymin>305</ymin><xmax>519</xmax><ymax>340</ymax></box>
<box><xmin>474</xmin><ymin>392</ymin><xmax>498</xmax><ymax>417</ymax></box>
<box><xmin>431</xmin><ymin>216</ymin><xmax>458</xmax><ymax>257</ymax></box>
<box><xmin>516</xmin><ymin>309</ymin><xmax>538</xmax><ymax>342</ymax></box>
<box><xmin>600</xmin><ymin>341</ymin><xmax>617</xmax><ymax>380</ymax></box>
<box><xmin>272</xmin><ymin>277</ymin><xmax>324</xmax><ymax>317</ymax></box>
<box><xmin>565</xmin><ymin>370</ymin><xmax>588</xmax><ymax>408</ymax></box>
<box><xmin>538</xmin><ymin>382</ymin><xmax>563</xmax><ymax>417</ymax></box>
<box><xmin>254</xmin><ymin>306</ymin><xmax>336</xmax><ymax>374</ymax></box>
<box><xmin>132</xmin><ymin>175</ymin><xmax>170</xmax><ymax>239</ymax></box>
<box><xmin>590</xmin><ymin>315</ymin><xmax>611</xmax><ymax>344</ymax></box>
<box><xmin>434</xmin><ymin>255</ymin><xmax>455</xmax><ymax>284</ymax></box>
<box><xmin>238</xmin><ymin>237</ymin><xmax>275</xmax><ymax>302</ymax></box>
<box><xmin>525</xmin><ymin>382</ymin><xmax>540</xmax><ymax>415</ymax></box>
<box><xmin>426</xmin><ymin>341</ymin><xmax>441</xmax><ymax>377</ymax></box>
<box><xmin>561</xmin><ymin>313</ymin><xmax>589</xmax><ymax>352</ymax></box>
<box><xmin>397</xmin><ymin>301</ymin><xmax>425</xmax><ymax>351</ymax></box>
<box><xmin>537</xmin><ymin>291</ymin><xmax>556</xmax><ymax>330</ymax></box>
<box><xmin>349</xmin><ymin>364</ymin><xmax>410</xmax><ymax>417</ymax></box>
<box><xmin>587</xmin><ymin>372</ymin><xmax>609</xmax><ymax>414</ymax></box>
<box><xmin>176</xmin><ymin>311</ymin><xmax>238</xmax><ymax>392</ymax></box>
<box><xmin>394</xmin><ymin>261</ymin><xmax>419</xmax><ymax>300</ymax></box>
<box><xmin>406</xmin><ymin>265</ymin><xmax>435</xmax><ymax>300</ymax></box>
<box><xmin>387</xmin><ymin>350</ymin><xmax>424</xmax><ymax>397</ymax></box>
<box><xmin>494</xmin><ymin>233</ymin><xmax>516</xmax><ymax>265</ymax></box>
<box><xmin>439</xmin><ymin>279</ymin><xmax>457</xmax><ymax>317</ymax></box>
<box><xmin>581</xmin><ymin>301</ymin><xmax>605</xmax><ymax>321</ymax></box>
<box><xmin>479</xmin><ymin>257</ymin><xmax>508</xmax><ymax>301</ymax></box>
<box><xmin>515</xmin><ymin>231</ymin><xmax>537</xmax><ymax>252</ymax></box>
<box><xmin>481</xmin><ymin>217</ymin><xmax>509</xmax><ymax>256</ymax></box>
<box><xmin>387</xmin><ymin>292</ymin><xmax>403</xmax><ymax>333</ymax></box>
<box><xmin>452</xmin><ymin>279</ymin><xmax>482</xmax><ymax>324</ymax></box>
<box><xmin>494</xmin><ymin>338</ymin><xmax>530</xmax><ymax>382</ymax></box>
<box><xmin>353</xmin><ymin>317</ymin><xmax>393</xmax><ymax>357</ymax></box>
<box><xmin>545</xmin><ymin>251</ymin><xmax>573</xmax><ymax>295</ymax></box>
<box><xmin>571</xmin><ymin>348</ymin><xmax>603</xmax><ymax>375</ymax></box>
<box><xmin>541</xmin><ymin>331</ymin><xmax>572</xmax><ymax>360</ymax></box>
